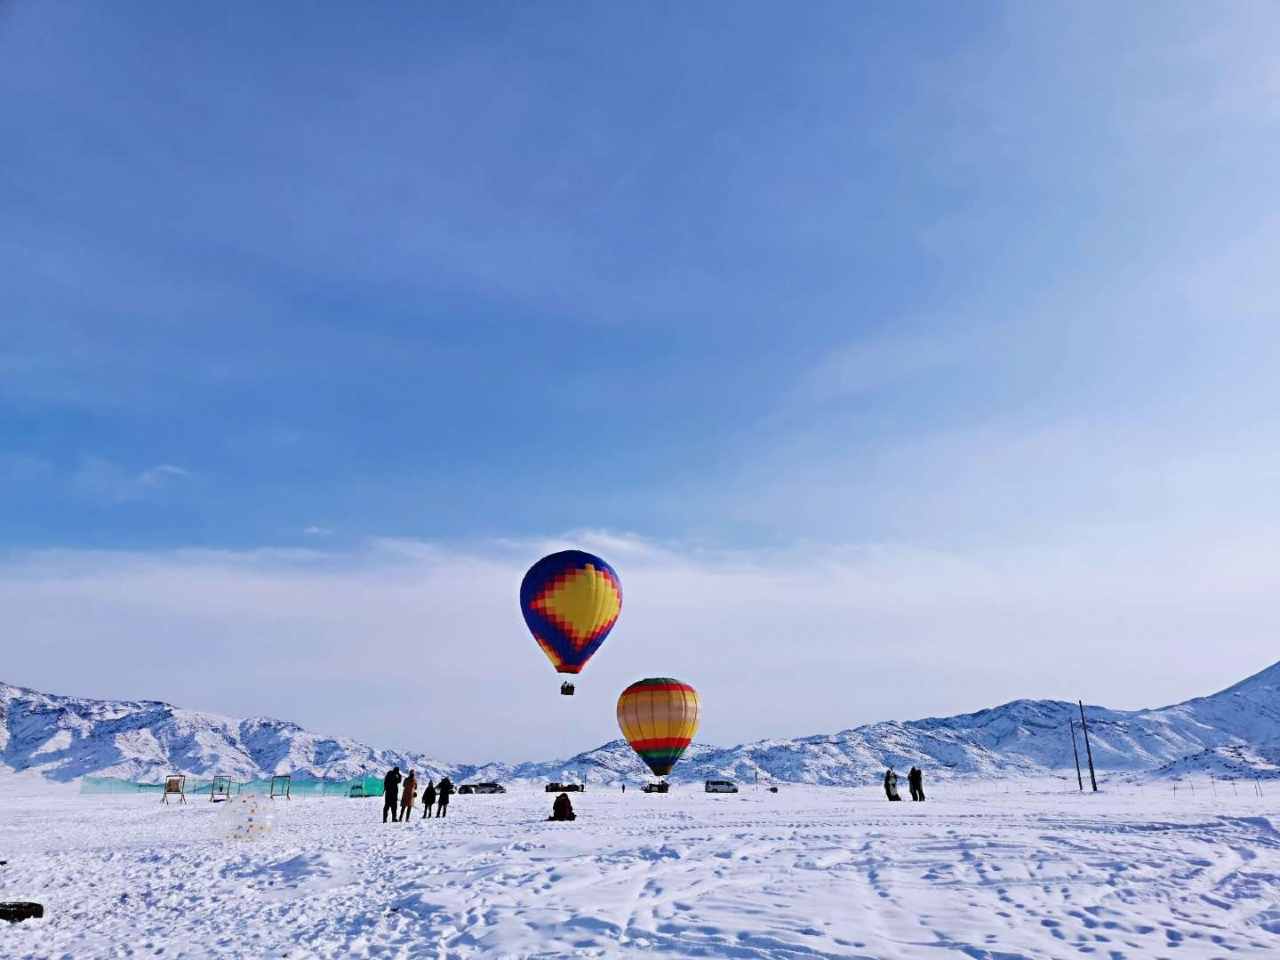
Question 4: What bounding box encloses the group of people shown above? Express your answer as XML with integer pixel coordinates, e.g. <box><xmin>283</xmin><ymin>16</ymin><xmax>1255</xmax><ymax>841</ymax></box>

<box><xmin>386</xmin><ymin>763</ymin><xmax>925</xmax><ymax>814</ymax></box>
<box><xmin>382</xmin><ymin>766</ymin><xmax>454</xmax><ymax>822</ymax></box>
<box><xmin>882</xmin><ymin>766</ymin><xmax>926</xmax><ymax>802</ymax></box>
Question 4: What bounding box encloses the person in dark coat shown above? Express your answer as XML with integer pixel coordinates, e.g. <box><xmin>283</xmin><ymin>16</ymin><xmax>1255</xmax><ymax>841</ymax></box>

<box><xmin>383</xmin><ymin>766</ymin><xmax>402</xmax><ymax>822</ymax></box>
<box><xmin>883</xmin><ymin>768</ymin><xmax>901</xmax><ymax>801</ymax></box>
<box><xmin>548</xmin><ymin>792</ymin><xmax>576</xmax><ymax>821</ymax></box>
<box><xmin>908</xmin><ymin>766</ymin><xmax>925</xmax><ymax>801</ymax></box>
<box><xmin>421</xmin><ymin>779</ymin><xmax>437</xmax><ymax>818</ymax></box>
<box><xmin>436</xmin><ymin>776</ymin><xmax>454</xmax><ymax>817</ymax></box>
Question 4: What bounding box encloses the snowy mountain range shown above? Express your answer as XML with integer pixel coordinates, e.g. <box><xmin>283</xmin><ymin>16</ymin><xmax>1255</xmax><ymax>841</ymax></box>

<box><xmin>3</xmin><ymin>661</ymin><xmax>1279</xmax><ymax>786</ymax></box>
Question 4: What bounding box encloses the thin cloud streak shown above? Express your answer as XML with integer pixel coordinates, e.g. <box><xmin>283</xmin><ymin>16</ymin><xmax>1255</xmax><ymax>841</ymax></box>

<box><xmin>798</xmin><ymin>334</ymin><xmax>962</xmax><ymax>404</ymax></box>
<box><xmin>70</xmin><ymin>458</ymin><xmax>193</xmax><ymax>503</ymax></box>
<box><xmin>1</xmin><ymin>530</ymin><xmax>1275</xmax><ymax>762</ymax></box>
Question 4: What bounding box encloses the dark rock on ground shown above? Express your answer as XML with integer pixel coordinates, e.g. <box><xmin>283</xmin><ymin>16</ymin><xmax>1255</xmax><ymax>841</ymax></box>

<box><xmin>0</xmin><ymin>901</ymin><xmax>44</xmax><ymax>923</ymax></box>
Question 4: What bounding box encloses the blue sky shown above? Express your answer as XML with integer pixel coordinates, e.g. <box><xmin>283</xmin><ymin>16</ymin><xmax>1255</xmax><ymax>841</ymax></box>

<box><xmin>3</xmin><ymin>3</ymin><xmax>1279</xmax><ymax>760</ymax></box>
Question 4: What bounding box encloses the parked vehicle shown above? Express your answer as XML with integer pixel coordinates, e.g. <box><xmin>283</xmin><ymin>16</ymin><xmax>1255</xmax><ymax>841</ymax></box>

<box><xmin>458</xmin><ymin>784</ymin><xmax>475</xmax><ymax>794</ymax></box>
<box><xmin>704</xmin><ymin>779</ymin><xmax>738</xmax><ymax>793</ymax></box>
<box><xmin>641</xmin><ymin>781</ymin><xmax>670</xmax><ymax>794</ymax></box>
<box><xmin>545</xmin><ymin>782</ymin><xmax>585</xmax><ymax>793</ymax></box>
<box><xmin>471</xmin><ymin>782</ymin><xmax>506</xmax><ymax>794</ymax></box>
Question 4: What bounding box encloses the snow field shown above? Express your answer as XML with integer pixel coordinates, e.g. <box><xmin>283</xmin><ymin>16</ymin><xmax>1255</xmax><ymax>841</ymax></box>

<box><xmin>2</xmin><ymin>780</ymin><xmax>1279</xmax><ymax>958</ymax></box>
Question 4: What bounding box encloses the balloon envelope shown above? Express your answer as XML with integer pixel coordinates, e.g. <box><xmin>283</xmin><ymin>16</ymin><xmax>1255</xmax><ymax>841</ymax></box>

<box><xmin>616</xmin><ymin>677</ymin><xmax>701</xmax><ymax>777</ymax></box>
<box><xmin>520</xmin><ymin>550</ymin><xmax>622</xmax><ymax>676</ymax></box>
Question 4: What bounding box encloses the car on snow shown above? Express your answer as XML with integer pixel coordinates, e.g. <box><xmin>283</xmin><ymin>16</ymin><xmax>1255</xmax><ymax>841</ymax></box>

<box><xmin>704</xmin><ymin>779</ymin><xmax>738</xmax><ymax>793</ymax></box>
<box><xmin>545</xmin><ymin>782</ymin><xmax>585</xmax><ymax>792</ymax></box>
<box><xmin>463</xmin><ymin>782</ymin><xmax>505</xmax><ymax>794</ymax></box>
<box><xmin>641</xmin><ymin>781</ymin><xmax>670</xmax><ymax>794</ymax></box>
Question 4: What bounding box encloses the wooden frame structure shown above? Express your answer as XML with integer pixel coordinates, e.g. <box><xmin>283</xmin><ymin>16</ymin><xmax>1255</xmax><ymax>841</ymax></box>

<box><xmin>210</xmin><ymin>776</ymin><xmax>233</xmax><ymax>803</ymax></box>
<box><xmin>161</xmin><ymin>774</ymin><xmax>186</xmax><ymax>804</ymax></box>
<box><xmin>269</xmin><ymin>774</ymin><xmax>291</xmax><ymax>800</ymax></box>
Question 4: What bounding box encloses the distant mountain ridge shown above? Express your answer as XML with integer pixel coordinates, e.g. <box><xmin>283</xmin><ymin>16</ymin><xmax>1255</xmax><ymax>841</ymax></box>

<box><xmin>3</xmin><ymin>662</ymin><xmax>1279</xmax><ymax>786</ymax></box>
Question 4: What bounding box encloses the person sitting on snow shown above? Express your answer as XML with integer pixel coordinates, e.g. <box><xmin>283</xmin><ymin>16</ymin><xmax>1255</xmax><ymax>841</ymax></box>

<box><xmin>548</xmin><ymin>792</ymin><xmax>576</xmax><ymax>821</ymax></box>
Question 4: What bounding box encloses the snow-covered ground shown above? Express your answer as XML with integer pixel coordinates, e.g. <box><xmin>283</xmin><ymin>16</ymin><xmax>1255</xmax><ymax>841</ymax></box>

<box><xmin>3</xmin><ymin>777</ymin><xmax>1279</xmax><ymax>959</ymax></box>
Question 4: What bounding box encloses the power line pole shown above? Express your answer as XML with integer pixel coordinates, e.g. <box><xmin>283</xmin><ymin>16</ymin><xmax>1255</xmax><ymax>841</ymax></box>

<box><xmin>1078</xmin><ymin>700</ymin><xmax>1097</xmax><ymax>792</ymax></box>
<box><xmin>1069</xmin><ymin>719</ymin><xmax>1083</xmax><ymax>791</ymax></box>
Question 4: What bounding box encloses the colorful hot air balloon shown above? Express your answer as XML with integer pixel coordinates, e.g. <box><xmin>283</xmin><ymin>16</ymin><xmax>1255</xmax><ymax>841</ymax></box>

<box><xmin>616</xmin><ymin>678</ymin><xmax>701</xmax><ymax>777</ymax></box>
<box><xmin>520</xmin><ymin>550</ymin><xmax>622</xmax><ymax>688</ymax></box>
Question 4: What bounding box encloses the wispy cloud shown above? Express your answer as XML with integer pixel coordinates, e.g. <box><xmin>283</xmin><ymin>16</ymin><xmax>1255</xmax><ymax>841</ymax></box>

<box><xmin>2</xmin><ymin>531</ymin><xmax>1275</xmax><ymax>762</ymax></box>
<box><xmin>798</xmin><ymin>334</ymin><xmax>961</xmax><ymax>404</ymax></box>
<box><xmin>71</xmin><ymin>458</ymin><xmax>192</xmax><ymax>503</ymax></box>
<box><xmin>137</xmin><ymin>464</ymin><xmax>191</xmax><ymax>488</ymax></box>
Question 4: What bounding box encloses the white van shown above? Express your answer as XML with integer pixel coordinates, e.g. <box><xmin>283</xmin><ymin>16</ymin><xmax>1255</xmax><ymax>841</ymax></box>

<box><xmin>704</xmin><ymin>780</ymin><xmax>738</xmax><ymax>793</ymax></box>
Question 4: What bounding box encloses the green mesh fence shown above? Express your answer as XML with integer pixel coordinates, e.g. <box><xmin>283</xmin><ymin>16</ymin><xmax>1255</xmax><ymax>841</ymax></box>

<box><xmin>80</xmin><ymin>775</ymin><xmax>387</xmax><ymax>797</ymax></box>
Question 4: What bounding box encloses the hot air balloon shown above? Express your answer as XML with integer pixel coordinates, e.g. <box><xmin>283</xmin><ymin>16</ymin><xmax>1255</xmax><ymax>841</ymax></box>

<box><xmin>520</xmin><ymin>550</ymin><xmax>622</xmax><ymax>694</ymax></box>
<box><xmin>616</xmin><ymin>677</ymin><xmax>700</xmax><ymax>778</ymax></box>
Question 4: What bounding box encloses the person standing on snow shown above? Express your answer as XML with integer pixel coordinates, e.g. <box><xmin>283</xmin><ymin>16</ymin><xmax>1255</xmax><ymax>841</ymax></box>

<box><xmin>436</xmin><ymin>776</ymin><xmax>454</xmax><ymax>817</ymax></box>
<box><xmin>400</xmin><ymin>770</ymin><xmax>418</xmax><ymax>822</ymax></box>
<box><xmin>908</xmin><ymin>766</ymin><xmax>925</xmax><ymax>801</ymax></box>
<box><xmin>383</xmin><ymin>766</ymin><xmax>403</xmax><ymax>822</ymax></box>
<box><xmin>422</xmin><ymin>779</ymin><xmax>437</xmax><ymax>818</ymax></box>
<box><xmin>883</xmin><ymin>767</ymin><xmax>901</xmax><ymax>801</ymax></box>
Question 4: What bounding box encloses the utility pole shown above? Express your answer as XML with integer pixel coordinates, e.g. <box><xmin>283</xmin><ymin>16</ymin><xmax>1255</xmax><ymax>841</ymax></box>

<box><xmin>1069</xmin><ymin>720</ymin><xmax>1084</xmax><ymax>791</ymax></box>
<box><xmin>1078</xmin><ymin>700</ymin><xmax>1098</xmax><ymax>792</ymax></box>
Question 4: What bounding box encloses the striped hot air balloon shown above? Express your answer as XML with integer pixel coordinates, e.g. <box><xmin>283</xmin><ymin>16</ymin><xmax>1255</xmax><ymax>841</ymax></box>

<box><xmin>616</xmin><ymin>677</ymin><xmax>701</xmax><ymax>777</ymax></box>
<box><xmin>520</xmin><ymin>550</ymin><xmax>622</xmax><ymax>686</ymax></box>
